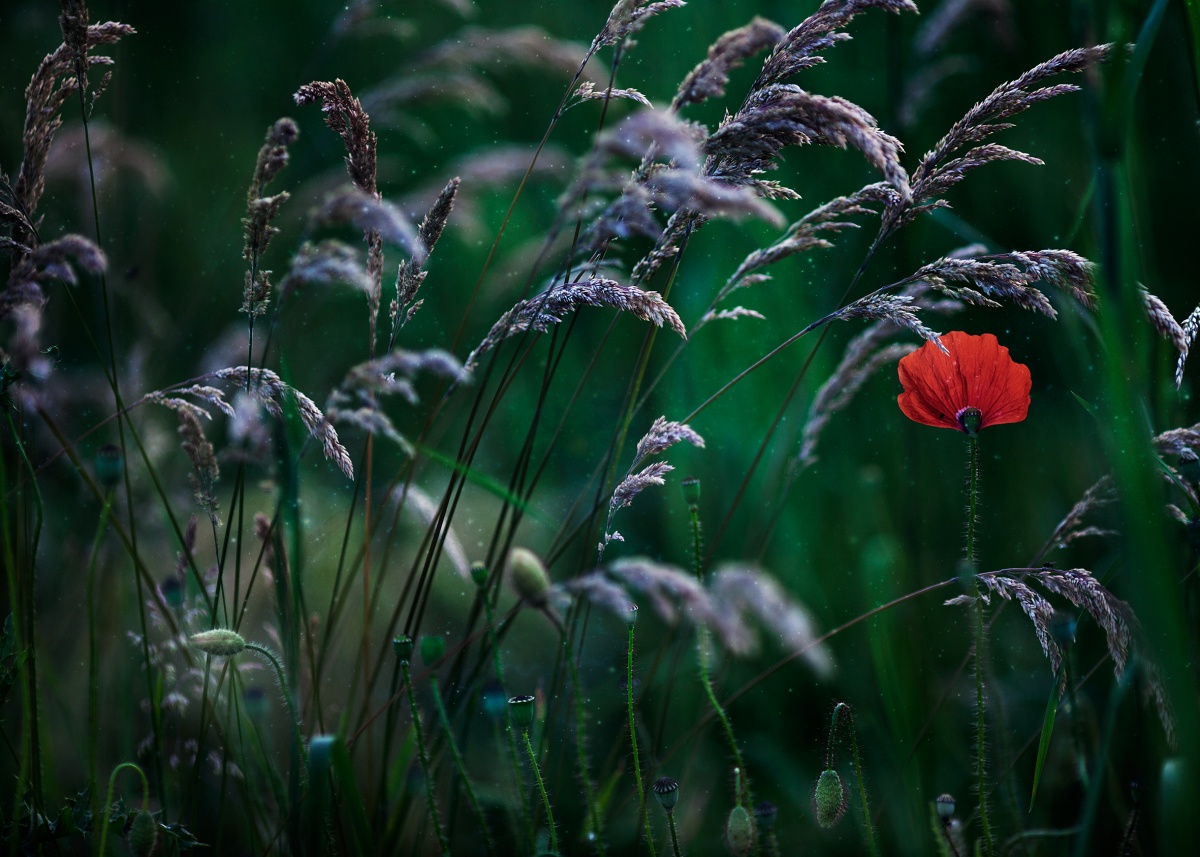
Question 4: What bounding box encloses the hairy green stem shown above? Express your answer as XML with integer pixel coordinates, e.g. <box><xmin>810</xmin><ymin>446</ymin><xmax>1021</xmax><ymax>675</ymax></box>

<box><xmin>429</xmin><ymin>675</ymin><xmax>495</xmax><ymax>856</ymax></box>
<box><xmin>243</xmin><ymin>642</ymin><xmax>307</xmax><ymax>771</ymax></box>
<box><xmin>697</xmin><ymin>626</ymin><xmax>748</xmax><ymax>807</ymax></box>
<box><xmin>521</xmin><ymin>726</ymin><xmax>558</xmax><ymax>854</ymax></box>
<box><xmin>402</xmin><ymin>661</ymin><xmax>449</xmax><ymax>856</ymax></box>
<box><xmin>966</xmin><ymin>435</ymin><xmax>993</xmax><ymax>856</ymax></box>
<box><xmin>665</xmin><ymin>812</ymin><xmax>682</xmax><ymax>857</ymax></box>
<box><xmin>98</xmin><ymin>762</ymin><xmax>149</xmax><ymax>857</ymax></box>
<box><xmin>831</xmin><ymin>703</ymin><xmax>879</xmax><ymax>857</ymax></box>
<box><xmin>627</xmin><ymin>620</ymin><xmax>657</xmax><ymax>856</ymax></box>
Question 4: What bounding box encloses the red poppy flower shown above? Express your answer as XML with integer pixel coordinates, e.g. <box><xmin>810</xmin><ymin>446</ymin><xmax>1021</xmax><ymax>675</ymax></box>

<box><xmin>897</xmin><ymin>331</ymin><xmax>1030</xmax><ymax>435</ymax></box>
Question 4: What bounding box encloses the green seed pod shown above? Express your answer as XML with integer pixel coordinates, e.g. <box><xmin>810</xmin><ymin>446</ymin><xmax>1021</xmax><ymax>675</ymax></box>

<box><xmin>419</xmin><ymin>635</ymin><xmax>446</xmax><ymax>664</ymax></box>
<box><xmin>470</xmin><ymin>562</ymin><xmax>489</xmax><ymax>587</ymax></box>
<box><xmin>507</xmin><ymin>547</ymin><xmax>550</xmax><ymax>605</ymax></box>
<box><xmin>652</xmin><ymin>777</ymin><xmax>679</xmax><ymax>812</ymax></box>
<box><xmin>94</xmin><ymin>443</ymin><xmax>124</xmax><ymax>490</ymax></box>
<box><xmin>935</xmin><ymin>793</ymin><xmax>956</xmax><ymax>821</ymax></box>
<box><xmin>957</xmin><ymin>406</ymin><xmax>982</xmax><ymax>436</ymax></box>
<box><xmin>189</xmin><ymin>629</ymin><xmax>246</xmax><ymax>658</ymax></box>
<box><xmin>754</xmin><ymin>801</ymin><xmax>778</xmax><ymax>833</ymax></box>
<box><xmin>127</xmin><ymin>810</ymin><xmax>158</xmax><ymax>857</ymax></box>
<box><xmin>813</xmin><ymin>768</ymin><xmax>847</xmax><ymax>829</ymax></box>
<box><xmin>681</xmin><ymin>476</ymin><xmax>701</xmax><ymax>508</ymax></box>
<box><xmin>724</xmin><ymin>805</ymin><xmax>755</xmax><ymax>856</ymax></box>
<box><xmin>508</xmin><ymin>694</ymin><xmax>537</xmax><ymax>730</ymax></box>
<box><xmin>392</xmin><ymin>635</ymin><xmax>414</xmax><ymax>663</ymax></box>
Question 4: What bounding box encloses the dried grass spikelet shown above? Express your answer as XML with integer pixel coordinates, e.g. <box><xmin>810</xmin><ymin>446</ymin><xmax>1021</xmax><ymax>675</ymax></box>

<box><xmin>705</xmin><ymin>85</ymin><xmax>910</xmax><ymax>202</ymax></box>
<box><xmin>882</xmin><ymin>44</ymin><xmax>1111</xmax><ymax>237</ymax></box>
<box><xmin>593</xmin><ymin>0</ymin><xmax>687</xmax><ymax>52</ymax></box>
<box><xmin>242</xmin><ymin>118</ymin><xmax>299</xmax><ymax>318</ymax></box>
<box><xmin>313</xmin><ymin>187</ymin><xmax>422</xmax><ymax>257</ymax></box>
<box><xmin>326</xmin><ymin>348</ymin><xmax>463</xmax><ymax>452</ymax></box>
<box><xmin>1140</xmin><ymin>288</ymin><xmax>1200</xmax><ymax>390</ymax></box>
<box><xmin>464</xmin><ymin>277</ymin><xmax>686</xmax><ymax>373</ymax></box>
<box><xmin>2</xmin><ymin>233</ymin><xmax>107</xmax><ymax>321</ymax></box>
<box><xmin>573</xmin><ymin>81</ymin><xmax>652</xmax><ymax>107</ymax></box>
<box><xmin>672</xmin><ymin>17</ymin><xmax>785</xmax><ymax>110</ymax></box>
<box><xmin>1041</xmin><ymin>476</ymin><xmax>1116</xmax><ymax>552</ymax></box>
<box><xmin>904</xmin><ymin>249</ymin><xmax>1096</xmax><ymax>318</ymax></box>
<box><xmin>757</xmin><ymin>0</ymin><xmax>917</xmax><ymax>87</ymax></box>
<box><xmin>177</xmin><ymin>407</ymin><xmax>220</xmax><ymax>523</ymax></box>
<box><xmin>391</xmin><ymin>177</ymin><xmax>459</xmax><ymax>338</ymax></box>
<box><xmin>278</xmin><ymin>240</ymin><xmax>373</xmax><ymax>301</ymax></box>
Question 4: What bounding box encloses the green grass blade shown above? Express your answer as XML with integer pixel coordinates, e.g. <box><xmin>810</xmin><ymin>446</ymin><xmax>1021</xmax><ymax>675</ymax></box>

<box><xmin>1029</xmin><ymin>673</ymin><xmax>1062</xmax><ymax>811</ymax></box>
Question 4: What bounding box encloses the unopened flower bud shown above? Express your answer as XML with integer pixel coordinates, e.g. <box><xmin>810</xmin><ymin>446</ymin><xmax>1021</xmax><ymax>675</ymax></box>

<box><xmin>507</xmin><ymin>547</ymin><xmax>550</xmax><ymax>605</ymax></box>
<box><xmin>127</xmin><ymin>810</ymin><xmax>158</xmax><ymax>857</ymax></box>
<box><xmin>813</xmin><ymin>768</ymin><xmax>847</xmax><ymax>829</ymax></box>
<box><xmin>420</xmin><ymin>635</ymin><xmax>445</xmax><ymax>664</ymax></box>
<box><xmin>724</xmin><ymin>805</ymin><xmax>755</xmax><ymax>856</ymax></box>
<box><xmin>189</xmin><ymin>629</ymin><xmax>246</xmax><ymax>657</ymax></box>
<box><xmin>470</xmin><ymin>562</ymin><xmax>489</xmax><ymax>587</ymax></box>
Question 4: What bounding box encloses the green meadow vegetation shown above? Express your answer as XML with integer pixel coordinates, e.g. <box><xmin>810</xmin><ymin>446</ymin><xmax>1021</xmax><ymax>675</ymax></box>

<box><xmin>2</xmin><ymin>0</ymin><xmax>1199</xmax><ymax>853</ymax></box>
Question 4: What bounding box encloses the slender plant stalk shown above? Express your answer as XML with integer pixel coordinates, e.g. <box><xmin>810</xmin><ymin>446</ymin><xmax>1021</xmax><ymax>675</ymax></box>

<box><xmin>402</xmin><ymin>661</ymin><xmax>450</xmax><ymax>856</ymax></box>
<box><xmin>97</xmin><ymin>762</ymin><xmax>149</xmax><ymax>857</ymax></box>
<box><xmin>965</xmin><ymin>435</ymin><xmax>993</xmax><ymax>857</ymax></box>
<box><xmin>429</xmin><ymin>674</ymin><xmax>496</xmax><ymax>856</ymax></box>
<box><xmin>665</xmin><ymin>812</ymin><xmax>682</xmax><ymax>857</ymax></box>
<box><xmin>244</xmin><ymin>642</ymin><xmax>306</xmax><ymax>770</ymax></box>
<box><xmin>627</xmin><ymin>619</ymin><xmax>657</xmax><ymax>856</ymax></box>
<box><xmin>564</xmin><ymin>628</ymin><xmax>606</xmax><ymax>855</ymax></box>
<box><xmin>521</xmin><ymin>726</ymin><xmax>558</xmax><ymax>854</ymax></box>
<box><xmin>696</xmin><ymin>627</ymin><xmax>748</xmax><ymax>806</ymax></box>
<box><xmin>831</xmin><ymin>703</ymin><xmax>879</xmax><ymax>857</ymax></box>
<box><xmin>86</xmin><ymin>488</ymin><xmax>115</xmax><ymax>822</ymax></box>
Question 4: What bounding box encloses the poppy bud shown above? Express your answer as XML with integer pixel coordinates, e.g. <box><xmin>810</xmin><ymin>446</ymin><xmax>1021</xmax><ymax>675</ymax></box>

<box><xmin>813</xmin><ymin>768</ymin><xmax>847</xmax><ymax>829</ymax></box>
<box><xmin>470</xmin><ymin>562</ymin><xmax>489</xmax><ymax>587</ymax></box>
<box><xmin>652</xmin><ymin>777</ymin><xmax>679</xmax><ymax>812</ymax></box>
<box><xmin>508</xmin><ymin>694</ymin><xmax>537</xmax><ymax>730</ymax></box>
<box><xmin>189</xmin><ymin>629</ymin><xmax>246</xmax><ymax>657</ymax></box>
<box><xmin>419</xmin><ymin>635</ymin><xmax>445</xmax><ymax>664</ymax></box>
<box><xmin>127</xmin><ymin>810</ymin><xmax>158</xmax><ymax>857</ymax></box>
<box><xmin>724</xmin><ymin>805</ymin><xmax>755</xmax><ymax>856</ymax></box>
<box><xmin>507</xmin><ymin>547</ymin><xmax>550</xmax><ymax>605</ymax></box>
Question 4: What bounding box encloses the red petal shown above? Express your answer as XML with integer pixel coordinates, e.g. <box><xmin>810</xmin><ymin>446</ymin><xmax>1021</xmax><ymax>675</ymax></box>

<box><xmin>897</xmin><ymin>331</ymin><xmax>1030</xmax><ymax>432</ymax></box>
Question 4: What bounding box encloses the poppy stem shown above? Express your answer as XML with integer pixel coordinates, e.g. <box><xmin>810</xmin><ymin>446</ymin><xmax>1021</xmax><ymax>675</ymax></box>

<box><xmin>965</xmin><ymin>435</ymin><xmax>994</xmax><ymax>857</ymax></box>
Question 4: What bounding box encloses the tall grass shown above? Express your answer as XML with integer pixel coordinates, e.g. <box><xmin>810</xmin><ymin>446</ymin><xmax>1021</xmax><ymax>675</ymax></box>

<box><xmin>1</xmin><ymin>0</ymin><xmax>1198</xmax><ymax>854</ymax></box>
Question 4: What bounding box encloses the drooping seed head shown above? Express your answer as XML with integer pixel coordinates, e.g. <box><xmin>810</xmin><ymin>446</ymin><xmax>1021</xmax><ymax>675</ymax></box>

<box><xmin>507</xmin><ymin>547</ymin><xmax>550</xmax><ymax>606</ymax></box>
<box><xmin>508</xmin><ymin>694</ymin><xmax>537</xmax><ymax>730</ymax></box>
<box><xmin>724</xmin><ymin>805</ymin><xmax>755</xmax><ymax>856</ymax></box>
<box><xmin>189</xmin><ymin>629</ymin><xmax>246</xmax><ymax>658</ymax></box>
<box><xmin>813</xmin><ymin>768</ymin><xmax>848</xmax><ymax>829</ymax></box>
<box><xmin>392</xmin><ymin>635</ymin><xmax>414</xmax><ymax>663</ymax></box>
<box><xmin>652</xmin><ymin>777</ymin><xmax>679</xmax><ymax>812</ymax></box>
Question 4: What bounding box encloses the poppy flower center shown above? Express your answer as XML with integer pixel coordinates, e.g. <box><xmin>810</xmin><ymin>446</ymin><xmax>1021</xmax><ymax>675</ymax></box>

<box><xmin>956</xmin><ymin>406</ymin><xmax>983</xmax><ymax>436</ymax></box>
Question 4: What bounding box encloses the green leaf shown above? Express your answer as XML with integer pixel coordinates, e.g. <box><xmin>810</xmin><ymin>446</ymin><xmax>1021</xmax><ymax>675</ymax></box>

<box><xmin>1029</xmin><ymin>672</ymin><xmax>1062</xmax><ymax>811</ymax></box>
<box><xmin>1069</xmin><ymin>391</ymin><xmax>1099</xmax><ymax>420</ymax></box>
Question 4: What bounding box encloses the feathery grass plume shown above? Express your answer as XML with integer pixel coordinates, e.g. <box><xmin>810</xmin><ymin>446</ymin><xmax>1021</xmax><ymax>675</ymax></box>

<box><xmin>756</xmin><ymin>0</ymin><xmax>917</xmax><ymax>86</ymax></box>
<box><xmin>464</xmin><ymin>277</ymin><xmax>686</xmax><ymax>373</ymax></box>
<box><xmin>391</xmin><ymin>177</ymin><xmax>458</xmax><ymax>338</ymax></box>
<box><xmin>278</xmin><ymin>240</ymin><xmax>373</xmax><ymax>301</ymax></box>
<box><xmin>708</xmin><ymin>564</ymin><xmax>834</xmax><ymax>676</ymax></box>
<box><xmin>573</xmin><ymin>81</ymin><xmax>652</xmax><ymax>107</ymax></box>
<box><xmin>1140</xmin><ymin>288</ymin><xmax>1192</xmax><ymax>379</ymax></box>
<box><xmin>902</xmin><ymin>249</ymin><xmax>1097</xmax><ymax>318</ymax></box>
<box><xmin>601</xmin><ymin>417</ymin><xmax>704</xmax><ymax>552</ymax></box>
<box><xmin>385</xmin><ymin>484</ymin><xmax>470</xmax><ymax>579</ymax></box>
<box><xmin>672</xmin><ymin>17</ymin><xmax>785</xmax><ymax>110</ymax></box>
<box><xmin>294</xmin><ymin>79</ymin><xmax>387</xmax><ymax>343</ymax></box>
<box><xmin>1175</xmin><ymin>303</ymin><xmax>1200</xmax><ymax>388</ymax></box>
<box><xmin>5</xmin><ymin>18</ymin><xmax>134</xmax><ymax>255</ymax></box>
<box><xmin>2</xmin><ymin>233</ymin><xmax>107</xmax><ymax>320</ymax></box>
<box><xmin>882</xmin><ymin>44</ymin><xmax>1112</xmax><ymax>237</ymax></box>
<box><xmin>241</xmin><ymin>118</ymin><xmax>298</xmax><ymax>318</ymax></box>
<box><xmin>312</xmin><ymin>187</ymin><xmax>421</xmax><ymax>256</ymax></box>
<box><xmin>211</xmin><ymin>367</ymin><xmax>353</xmax><ymax>478</ymax></box>
<box><xmin>593</xmin><ymin>0</ymin><xmax>687</xmax><ymax>53</ymax></box>
<box><xmin>1041</xmin><ymin>476</ymin><xmax>1116</xmax><ymax>552</ymax></box>
<box><xmin>362</xmin><ymin>26</ymin><xmax>590</xmax><ymax>130</ymax></box>
<box><xmin>325</xmin><ymin>348</ymin><xmax>463</xmax><ymax>451</ymax></box>
<box><xmin>176</xmin><ymin>408</ymin><xmax>220</xmax><ymax>524</ymax></box>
